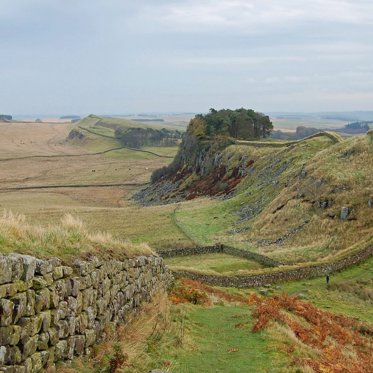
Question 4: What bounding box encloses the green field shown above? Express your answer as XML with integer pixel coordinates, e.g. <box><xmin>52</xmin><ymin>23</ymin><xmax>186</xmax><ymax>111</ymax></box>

<box><xmin>165</xmin><ymin>253</ymin><xmax>264</xmax><ymax>274</ymax></box>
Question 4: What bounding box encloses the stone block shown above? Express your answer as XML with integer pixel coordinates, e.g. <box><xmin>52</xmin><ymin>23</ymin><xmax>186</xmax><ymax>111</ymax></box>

<box><xmin>73</xmin><ymin>260</ymin><xmax>94</xmax><ymax>277</ymax></box>
<box><xmin>35</xmin><ymin>288</ymin><xmax>50</xmax><ymax>313</ymax></box>
<box><xmin>48</xmin><ymin>328</ymin><xmax>59</xmax><ymax>346</ymax></box>
<box><xmin>0</xmin><ymin>256</ymin><xmax>12</xmax><ymax>284</ymax></box>
<box><xmin>62</xmin><ymin>266</ymin><xmax>73</xmax><ymax>278</ymax></box>
<box><xmin>35</xmin><ymin>259</ymin><xmax>53</xmax><ymax>276</ymax></box>
<box><xmin>70</xmin><ymin>278</ymin><xmax>80</xmax><ymax>297</ymax></box>
<box><xmin>43</xmin><ymin>273</ymin><xmax>54</xmax><ymax>286</ymax></box>
<box><xmin>52</xmin><ymin>267</ymin><xmax>63</xmax><ymax>281</ymax></box>
<box><xmin>55</xmin><ymin>340</ymin><xmax>67</xmax><ymax>360</ymax></box>
<box><xmin>40</xmin><ymin>350</ymin><xmax>50</xmax><ymax>367</ymax></box>
<box><xmin>31</xmin><ymin>352</ymin><xmax>43</xmax><ymax>372</ymax></box>
<box><xmin>32</xmin><ymin>277</ymin><xmax>47</xmax><ymax>291</ymax></box>
<box><xmin>57</xmin><ymin>320</ymin><xmax>69</xmax><ymax>339</ymax></box>
<box><xmin>66</xmin><ymin>336</ymin><xmax>76</xmax><ymax>360</ymax></box>
<box><xmin>37</xmin><ymin>333</ymin><xmax>49</xmax><ymax>351</ymax></box>
<box><xmin>23</xmin><ymin>357</ymin><xmax>32</xmax><ymax>373</ymax></box>
<box><xmin>67</xmin><ymin>297</ymin><xmax>77</xmax><ymax>314</ymax></box>
<box><xmin>25</xmin><ymin>290</ymin><xmax>35</xmax><ymax>317</ymax></box>
<box><xmin>0</xmin><ymin>346</ymin><xmax>6</xmax><ymax>365</ymax></box>
<box><xmin>19</xmin><ymin>315</ymin><xmax>43</xmax><ymax>342</ymax></box>
<box><xmin>340</xmin><ymin>206</ymin><xmax>350</xmax><ymax>220</ymax></box>
<box><xmin>0</xmin><ymin>299</ymin><xmax>14</xmax><ymax>326</ymax></box>
<box><xmin>40</xmin><ymin>311</ymin><xmax>51</xmax><ymax>333</ymax></box>
<box><xmin>21</xmin><ymin>334</ymin><xmax>38</xmax><ymax>360</ymax></box>
<box><xmin>18</xmin><ymin>256</ymin><xmax>37</xmax><ymax>282</ymax></box>
<box><xmin>0</xmin><ymin>325</ymin><xmax>21</xmax><ymax>345</ymax></box>
<box><xmin>74</xmin><ymin>335</ymin><xmax>85</xmax><ymax>356</ymax></box>
<box><xmin>4</xmin><ymin>346</ymin><xmax>22</xmax><ymax>365</ymax></box>
<box><xmin>84</xmin><ymin>329</ymin><xmax>96</xmax><ymax>347</ymax></box>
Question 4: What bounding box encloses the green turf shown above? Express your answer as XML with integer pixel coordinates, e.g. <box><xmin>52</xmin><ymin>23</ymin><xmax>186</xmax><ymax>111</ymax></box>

<box><xmin>164</xmin><ymin>305</ymin><xmax>288</xmax><ymax>373</ymax></box>
<box><xmin>165</xmin><ymin>253</ymin><xmax>264</xmax><ymax>274</ymax></box>
<box><xmin>259</xmin><ymin>257</ymin><xmax>373</xmax><ymax>323</ymax></box>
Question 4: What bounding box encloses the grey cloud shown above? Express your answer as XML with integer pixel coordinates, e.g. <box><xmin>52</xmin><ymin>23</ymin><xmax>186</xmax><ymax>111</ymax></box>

<box><xmin>0</xmin><ymin>0</ymin><xmax>372</xmax><ymax>114</ymax></box>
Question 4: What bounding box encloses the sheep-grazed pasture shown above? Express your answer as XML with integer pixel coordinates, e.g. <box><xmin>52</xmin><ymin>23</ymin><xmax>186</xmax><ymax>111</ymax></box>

<box><xmin>0</xmin><ymin>121</ymin><xmax>191</xmax><ymax>249</ymax></box>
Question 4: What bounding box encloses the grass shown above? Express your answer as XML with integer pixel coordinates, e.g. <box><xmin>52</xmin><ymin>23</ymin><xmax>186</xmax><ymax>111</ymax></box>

<box><xmin>58</xmin><ymin>291</ymin><xmax>289</xmax><ymax>373</ymax></box>
<box><xmin>267</xmin><ymin>256</ymin><xmax>373</xmax><ymax>323</ymax></box>
<box><xmin>1</xmin><ymin>122</ymin><xmax>371</xmax><ymax>278</ymax></box>
<box><xmin>168</xmin><ymin>304</ymin><xmax>288</xmax><ymax>373</ymax></box>
<box><xmin>0</xmin><ymin>121</ymin><xmax>190</xmax><ymax>252</ymax></box>
<box><xmin>174</xmin><ymin>135</ymin><xmax>373</xmax><ymax>266</ymax></box>
<box><xmin>165</xmin><ymin>253</ymin><xmax>264</xmax><ymax>274</ymax></box>
<box><xmin>0</xmin><ymin>211</ymin><xmax>152</xmax><ymax>261</ymax></box>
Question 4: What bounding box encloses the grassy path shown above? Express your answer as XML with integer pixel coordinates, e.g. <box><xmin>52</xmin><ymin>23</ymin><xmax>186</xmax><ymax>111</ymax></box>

<box><xmin>167</xmin><ymin>305</ymin><xmax>288</xmax><ymax>373</ymax></box>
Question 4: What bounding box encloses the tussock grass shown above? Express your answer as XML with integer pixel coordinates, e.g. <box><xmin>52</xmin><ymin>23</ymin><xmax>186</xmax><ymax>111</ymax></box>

<box><xmin>0</xmin><ymin>210</ymin><xmax>153</xmax><ymax>261</ymax></box>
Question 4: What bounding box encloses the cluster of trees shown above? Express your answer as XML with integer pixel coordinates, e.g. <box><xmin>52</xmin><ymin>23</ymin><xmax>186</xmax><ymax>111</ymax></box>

<box><xmin>344</xmin><ymin>121</ymin><xmax>371</xmax><ymax>132</ymax></box>
<box><xmin>115</xmin><ymin>127</ymin><xmax>183</xmax><ymax>148</ymax></box>
<box><xmin>188</xmin><ymin>108</ymin><xmax>273</xmax><ymax>140</ymax></box>
<box><xmin>0</xmin><ymin>114</ymin><xmax>12</xmax><ymax>121</ymax></box>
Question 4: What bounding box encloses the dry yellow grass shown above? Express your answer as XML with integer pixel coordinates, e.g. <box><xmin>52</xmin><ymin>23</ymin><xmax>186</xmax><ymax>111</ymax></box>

<box><xmin>0</xmin><ymin>210</ymin><xmax>153</xmax><ymax>261</ymax></box>
<box><xmin>0</xmin><ymin>121</ymin><xmax>192</xmax><ymax>251</ymax></box>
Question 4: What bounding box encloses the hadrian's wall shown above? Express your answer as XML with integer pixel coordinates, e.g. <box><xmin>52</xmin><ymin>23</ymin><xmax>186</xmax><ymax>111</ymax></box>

<box><xmin>0</xmin><ymin>254</ymin><xmax>172</xmax><ymax>373</ymax></box>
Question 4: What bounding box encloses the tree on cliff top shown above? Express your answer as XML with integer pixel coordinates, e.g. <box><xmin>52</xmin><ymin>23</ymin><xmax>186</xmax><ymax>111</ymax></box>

<box><xmin>188</xmin><ymin>108</ymin><xmax>273</xmax><ymax>140</ymax></box>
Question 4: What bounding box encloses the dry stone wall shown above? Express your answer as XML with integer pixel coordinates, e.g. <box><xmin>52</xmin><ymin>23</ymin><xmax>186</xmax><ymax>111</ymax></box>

<box><xmin>157</xmin><ymin>244</ymin><xmax>280</xmax><ymax>267</ymax></box>
<box><xmin>0</xmin><ymin>254</ymin><xmax>172</xmax><ymax>373</ymax></box>
<box><xmin>172</xmin><ymin>244</ymin><xmax>372</xmax><ymax>288</ymax></box>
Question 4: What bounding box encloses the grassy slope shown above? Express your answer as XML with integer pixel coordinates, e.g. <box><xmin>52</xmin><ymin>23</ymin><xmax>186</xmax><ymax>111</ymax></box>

<box><xmin>0</xmin><ymin>120</ymin><xmax>193</xmax><ymax>255</ymax></box>
<box><xmin>175</xmin><ymin>134</ymin><xmax>373</xmax><ymax>265</ymax></box>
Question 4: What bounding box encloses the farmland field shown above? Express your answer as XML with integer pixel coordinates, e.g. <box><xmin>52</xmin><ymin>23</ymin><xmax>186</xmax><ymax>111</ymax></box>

<box><xmin>0</xmin><ymin>120</ymin><xmax>192</xmax><ymax>250</ymax></box>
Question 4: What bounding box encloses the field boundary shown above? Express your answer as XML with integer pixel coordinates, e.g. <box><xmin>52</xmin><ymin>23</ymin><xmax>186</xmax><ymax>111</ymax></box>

<box><xmin>0</xmin><ymin>182</ymin><xmax>149</xmax><ymax>192</ymax></box>
<box><xmin>165</xmin><ymin>240</ymin><xmax>373</xmax><ymax>287</ymax></box>
<box><xmin>235</xmin><ymin>131</ymin><xmax>343</xmax><ymax>148</ymax></box>
<box><xmin>78</xmin><ymin>126</ymin><xmax>174</xmax><ymax>158</ymax></box>
<box><xmin>158</xmin><ymin>244</ymin><xmax>280</xmax><ymax>267</ymax></box>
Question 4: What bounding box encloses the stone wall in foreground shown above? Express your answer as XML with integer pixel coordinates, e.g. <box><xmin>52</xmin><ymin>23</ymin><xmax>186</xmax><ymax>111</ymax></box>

<box><xmin>0</xmin><ymin>254</ymin><xmax>172</xmax><ymax>373</ymax></box>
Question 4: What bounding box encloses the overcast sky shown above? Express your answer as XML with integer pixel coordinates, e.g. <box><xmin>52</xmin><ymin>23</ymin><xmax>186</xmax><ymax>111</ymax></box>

<box><xmin>1</xmin><ymin>0</ymin><xmax>373</xmax><ymax>115</ymax></box>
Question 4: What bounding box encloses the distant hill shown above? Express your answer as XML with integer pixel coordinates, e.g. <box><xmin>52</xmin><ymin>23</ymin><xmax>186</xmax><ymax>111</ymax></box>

<box><xmin>68</xmin><ymin>114</ymin><xmax>184</xmax><ymax>148</ymax></box>
<box><xmin>60</xmin><ymin>115</ymin><xmax>81</xmax><ymax>120</ymax></box>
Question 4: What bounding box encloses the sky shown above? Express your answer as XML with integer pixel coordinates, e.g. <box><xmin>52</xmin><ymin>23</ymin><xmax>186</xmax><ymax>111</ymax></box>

<box><xmin>1</xmin><ymin>0</ymin><xmax>373</xmax><ymax>116</ymax></box>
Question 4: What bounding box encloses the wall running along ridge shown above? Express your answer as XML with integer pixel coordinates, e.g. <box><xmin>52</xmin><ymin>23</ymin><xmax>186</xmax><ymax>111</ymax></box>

<box><xmin>0</xmin><ymin>254</ymin><xmax>172</xmax><ymax>373</ymax></box>
<box><xmin>170</xmin><ymin>244</ymin><xmax>373</xmax><ymax>288</ymax></box>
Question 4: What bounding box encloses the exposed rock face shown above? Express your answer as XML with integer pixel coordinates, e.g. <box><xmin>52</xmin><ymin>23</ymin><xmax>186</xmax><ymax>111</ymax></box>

<box><xmin>0</xmin><ymin>254</ymin><xmax>172</xmax><ymax>372</ymax></box>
